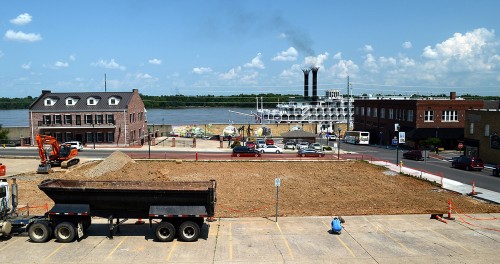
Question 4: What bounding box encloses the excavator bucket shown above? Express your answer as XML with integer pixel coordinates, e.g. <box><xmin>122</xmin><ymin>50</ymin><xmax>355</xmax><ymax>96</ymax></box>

<box><xmin>37</xmin><ymin>163</ymin><xmax>52</xmax><ymax>174</ymax></box>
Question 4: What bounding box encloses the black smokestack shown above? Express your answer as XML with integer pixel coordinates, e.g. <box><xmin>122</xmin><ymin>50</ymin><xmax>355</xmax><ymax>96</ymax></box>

<box><xmin>311</xmin><ymin>67</ymin><xmax>319</xmax><ymax>103</ymax></box>
<box><xmin>302</xmin><ymin>69</ymin><xmax>310</xmax><ymax>99</ymax></box>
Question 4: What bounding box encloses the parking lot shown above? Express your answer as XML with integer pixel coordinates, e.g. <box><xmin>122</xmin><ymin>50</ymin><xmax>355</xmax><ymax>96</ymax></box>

<box><xmin>1</xmin><ymin>214</ymin><xmax>499</xmax><ymax>263</ymax></box>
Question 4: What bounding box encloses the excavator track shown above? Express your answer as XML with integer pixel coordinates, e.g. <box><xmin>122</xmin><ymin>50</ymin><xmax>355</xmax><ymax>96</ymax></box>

<box><xmin>61</xmin><ymin>158</ymin><xmax>80</xmax><ymax>169</ymax></box>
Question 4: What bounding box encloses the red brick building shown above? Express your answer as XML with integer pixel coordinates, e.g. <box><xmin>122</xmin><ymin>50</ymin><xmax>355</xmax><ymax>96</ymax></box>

<box><xmin>353</xmin><ymin>92</ymin><xmax>483</xmax><ymax>149</ymax></box>
<box><xmin>29</xmin><ymin>89</ymin><xmax>146</xmax><ymax>147</ymax></box>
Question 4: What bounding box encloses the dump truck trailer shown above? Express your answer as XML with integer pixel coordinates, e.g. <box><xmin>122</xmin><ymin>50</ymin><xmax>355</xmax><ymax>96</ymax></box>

<box><xmin>0</xmin><ymin>178</ymin><xmax>216</xmax><ymax>243</ymax></box>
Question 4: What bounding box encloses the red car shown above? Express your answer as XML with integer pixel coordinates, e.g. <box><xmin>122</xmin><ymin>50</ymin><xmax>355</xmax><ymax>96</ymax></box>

<box><xmin>451</xmin><ymin>156</ymin><xmax>484</xmax><ymax>171</ymax></box>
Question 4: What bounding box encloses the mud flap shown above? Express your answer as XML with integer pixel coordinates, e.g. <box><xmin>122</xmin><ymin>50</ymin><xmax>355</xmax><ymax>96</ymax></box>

<box><xmin>77</xmin><ymin>222</ymin><xmax>84</xmax><ymax>239</ymax></box>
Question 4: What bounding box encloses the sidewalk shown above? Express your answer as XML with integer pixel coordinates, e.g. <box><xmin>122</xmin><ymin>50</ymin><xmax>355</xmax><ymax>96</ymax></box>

<box><xmin>370</xmin><ymin>160</ymin><xmax>500</xmax><ymax>204</ymax></box>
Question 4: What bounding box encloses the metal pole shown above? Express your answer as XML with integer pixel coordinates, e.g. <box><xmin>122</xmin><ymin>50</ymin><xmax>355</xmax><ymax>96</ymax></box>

<box><xmin>275</xmin><ymin>185</ymin><xmax>279</xmax><ymax>223</ymax></box>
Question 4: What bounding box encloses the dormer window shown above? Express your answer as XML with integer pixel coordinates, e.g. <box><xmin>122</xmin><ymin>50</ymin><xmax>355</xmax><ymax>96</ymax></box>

<box><xmin>65</xmin><ymin>97</ymin><xmax>78</xmax><ymax>106</ymax></box>
<box><xmin>108</xmin><ymin>96</ymin><xmax>121</xmax><ymax>105</ymax></box>
<box><xmin>44</xmin><ymin>98</ymin><xmax>57</xmax><ymax>106</ymax></box>
<box><xmin>87</xmin><ymin>97</ymin><xmax>99</xmax><ymax>106</ymax></box>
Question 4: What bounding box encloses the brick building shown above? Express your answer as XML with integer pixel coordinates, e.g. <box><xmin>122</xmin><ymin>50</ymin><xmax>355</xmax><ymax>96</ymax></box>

<box><xmin>463</xmin><ymin>109</ymin><xmax>500</xmax><ymax>164</ymax></box>
<box><xmin>29</xmin><ymin>89</ymin><xmax>146</xmax><ymax>147</ymax></box>
<box><xmin>353</xmin><ymin>92</ymin><xmax>483</xmax><ymax>149</ymax></box>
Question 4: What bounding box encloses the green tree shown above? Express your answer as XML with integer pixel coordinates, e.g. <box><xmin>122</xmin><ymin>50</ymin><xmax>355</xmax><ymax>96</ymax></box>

<box><xmin>0</xmin><ymin>125</ymin><xmax>8</xmax><ymax>141</ymax></box>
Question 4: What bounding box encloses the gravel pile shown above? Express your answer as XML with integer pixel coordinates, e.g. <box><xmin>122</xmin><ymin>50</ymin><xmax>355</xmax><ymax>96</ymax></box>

<box><xmin>84</xmin><ymin>151</ymin><xmax>135</xmax><ymax>179</ymax></box>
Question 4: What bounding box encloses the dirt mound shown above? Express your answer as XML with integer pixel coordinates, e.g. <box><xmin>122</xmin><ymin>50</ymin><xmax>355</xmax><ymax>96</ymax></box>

<box><xmin>84</xmin><ymin>151</ymin><xmax>135</xmax><ymax>179</ymax></box>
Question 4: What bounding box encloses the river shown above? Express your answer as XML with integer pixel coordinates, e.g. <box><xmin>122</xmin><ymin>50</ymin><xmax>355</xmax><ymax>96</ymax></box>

<box><xmin>0</xmin><ymin>108</ymin><xmax>258</xmax><ymax>127</ymax></box>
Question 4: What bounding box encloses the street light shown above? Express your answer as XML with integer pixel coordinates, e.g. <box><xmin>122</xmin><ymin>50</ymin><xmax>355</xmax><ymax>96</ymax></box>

<box><xmin>337</xmin><ymin>128</ymin><xmax>341</xmax><ymax>160</ymax></box>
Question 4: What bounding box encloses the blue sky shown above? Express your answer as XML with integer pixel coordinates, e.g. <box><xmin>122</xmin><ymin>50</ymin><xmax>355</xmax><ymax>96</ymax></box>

<box><xmin>1</xmin><ymin>0</ymin><xmax>500</xmax><ymax>98</ymax></box>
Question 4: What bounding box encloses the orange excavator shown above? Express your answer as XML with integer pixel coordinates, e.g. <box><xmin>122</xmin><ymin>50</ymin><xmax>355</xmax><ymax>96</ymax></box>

<box><xmin>36</xmin><ymin>134</ymin><xmax>80</xmax><ymax>174</ymax></box>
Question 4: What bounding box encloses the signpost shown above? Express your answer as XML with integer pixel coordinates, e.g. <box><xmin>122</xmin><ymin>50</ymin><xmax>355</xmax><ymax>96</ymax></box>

<box><xmin>275</xmin><ymin>178</ymin><xmax>280</xmax><ymax>222</ymax></box>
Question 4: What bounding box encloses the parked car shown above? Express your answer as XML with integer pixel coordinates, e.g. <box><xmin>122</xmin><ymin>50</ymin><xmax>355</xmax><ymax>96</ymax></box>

<box><xmin>309</xmin><ymin>143</ymin><xmax>322</xmax><ymax>151</ymax></box>
<box><xmin>297</xmin><ymin>142</ymin><xmax>310</xmax><ymax>150</ymax></box>
<box><xmin>451</xmin><ymin>156</ymin><xmax>484</xmax><ymax>171</ymax></box>
<box><xmin>265</xmin><ymin>138</ymin><xmax>274</xmax><ymax>145</ymax></box>
<box><xmin>284</xmin><ymin>141</ymin><xmax>296</xmax><ymax>150</ymax></box>
<box><xmin>493</xmin><ymin>165</ymin><xmax>500</xmax><ymax>176</ymax></box>
<box><xmin>257</xmin><ymin>145</ymin><xmax>283</xmax><ymax>154</ymax></box>
<box><xmin>63</xmin><ymin>141</ymin><xmax>83</xmax><ymax>151</ymax></box>
<box><xmin>402</xmin><ymin>150</ymin><xmax>425</xmax><ymax>161</ymax></box>
<box><xmin>297</xmin><ymin>148</ymin><xmax>325</xmax><ymax>157</ymax></box>
<box><xmin>245</xmin><ymin>141</ymin><xmax>256</xmax><ymax>149</ymax></box>
<box><xmin>231</xmin><ymin>146</ymin><xmax>261</xmax><ymax>157</ymax></box>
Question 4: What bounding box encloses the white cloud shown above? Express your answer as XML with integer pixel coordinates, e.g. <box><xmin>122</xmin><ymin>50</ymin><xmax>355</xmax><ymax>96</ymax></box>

<box><xmin>305</xmin><ymin>52</ymin><xmax>329</xmax><ymax>68</ymax></box>
<box><xmin>21</xmin><ymin>62</ymin><xmax>31</xmax><ymax>70</ymax></box>
<box><xmin>220</xmin><ymin>66</ymin><xmax>241</xmax><ymax>80</ymax></box>
<box><xmin>53</xmin><ymin>61</ymin><xmax>69</xmax><ymax>68</ymax></box>
<box><xmin>136</xmin><ymin>73</ymin><xmax>152</xmax><ymax>79</ymax></box>
<box><xmin>330</xmin><ymin>59</ymin><xmax>359</xmax><ymax>79</ymax></box>
<box><xmin>333</xmin><ymin>52</ymin><xmax>342</xmax><ymax>60</ymax></box>
<box><xmin>272</xmin><ymin>47</ymin><xmax>298</xmax><ymax>61</ymax></box>
<box><xmin>244</xmin><ymin>53</ymin><xmax>265</xmax><ymax>69</ymax></box>
<box><xmin>4</xmin><ymin>30</ymin><xmax>42</xmax><ymax>42</ymax></box>
<box><xmin>90</xmin><ymin>59</ymin><xmax>126</xmax><ymax>70</ymax></box>
<box><xmin>10</xmin><ymin>13</ymin><xmax>32</xmax><ymax>25</ymax></box>
<box><xmin>363</xmin><ymin>45</ymin><xmax>373</xmax><ymax>52</ymax></box>
<box><xmin>192</xmin><ymin>67</ymin><xmax>213</xmax><ymax>74</ymax></box>
<box><xmin>148</xmin><ymin>58</ymin><xmax>162</xmax><ymax>65</ymax></box>
<box><xmin>280</xmin><ymin>64</ymin><xmax>302</xmax><ymax>78</ymax></box>
<box><xmin>402</xmin><ymin>41</ymin><xmax>412</xmax><ymax>49</ymax></box>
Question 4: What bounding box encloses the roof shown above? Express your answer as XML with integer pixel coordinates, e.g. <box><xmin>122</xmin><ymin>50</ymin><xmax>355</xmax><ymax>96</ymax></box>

<box><xmin>29</xmin><ymin>90</ymin><xmax>138</xmax><ymax>112</ymax></box>
<box><xmin>280</xmin><ymin>130</ymin><xmax>316</xmax><ymax>138</ymax></box>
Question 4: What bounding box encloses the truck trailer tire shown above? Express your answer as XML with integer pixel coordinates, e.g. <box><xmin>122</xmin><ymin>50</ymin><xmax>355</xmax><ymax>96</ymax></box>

<box><xmin>155</xmin><ymin>222</ymin><xmax>176</xmax><ymax>242</ymax></box>
<box><xmin>28</xmin><ymin>221</ymin><xmax>52</xmax><ymax>243</ymax></box>
<box><xmin>178</xmin><ymin>221</ymin><xmax>200</xmax><ymax>242</ymax></box>
<box><xmin>54</xmin><ymin>222</ymin><xmax>76</xmax><ymax>243</ymax></box>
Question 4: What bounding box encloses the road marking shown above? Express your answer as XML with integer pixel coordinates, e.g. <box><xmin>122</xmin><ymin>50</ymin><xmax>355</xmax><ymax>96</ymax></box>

<box><xmin>276</xmin><ymin>222</ymin><xmax>294</xmax><ymax>259</ymax></box>
<box><xmin>44</xmin><ymin>244</ymin><xmax>65</xmax><ymax>261</ymax></box>
<box><xmin>0</xmin><ymin>237</ymin><xmax>22</xmax><ymax>251</ymax></box>
<box><xmin>166</xmin><ymin>240</ymin><xmax>177</xmax><ymax>261</ymax></box>
<box><xmin>322</xmin><ymin>220</ymin><xmax>355</xmax><ymax>257</ymax></box>
<box><xmin>106</xmin><ymin>236</ymin><xmax>127</xmax><ymax>260</ymax></box>
<box><xmin>370</xmin><ymin>222</ymin><xmax>413</xmax><ymax>255</ymax></box>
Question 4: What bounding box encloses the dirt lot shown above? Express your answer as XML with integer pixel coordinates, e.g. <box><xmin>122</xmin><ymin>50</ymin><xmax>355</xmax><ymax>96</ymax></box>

<box><xmin>11</xmin><ymin>151</ymin><xmax>500</xmax><ymax>217</ymax></box>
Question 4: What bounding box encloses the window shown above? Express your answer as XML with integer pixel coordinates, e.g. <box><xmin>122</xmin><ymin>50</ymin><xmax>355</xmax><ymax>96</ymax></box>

<box><xmin>424</xmin><ymin>110</ymin><xmax>434</xmax><ymax>122</ymax></box>
<box><xmin>54</xmin><ymin>115</ymin><xmax>62</xmax><ymax>125</ymax></box>
<box><xmin>85</xmin><ymin>114</ymin><xmax>93</xmax><ymax>124</ymax></box>
<box><xmin>381</xmin><ymin>108</ymin><xmax>385</xmax><ymax>119</ymax></box>
<box><xmin>441</xmin><ymin>110</ymin><xmax>458</xmax><ymax>122</ymax></box>
<box><xmin>107</xmin><ymin>132</ymin><xmax>115</xmax><ymax>142</ymax></box>
<box><xmin>106</xmin><ymin>114</ymin><xmax>114</xmax><ymax>124</ymax></box>
<box><xmin>64</xmin><ymin>115</ymin><xmax>72</xmax><ymax>124</ymax></box>
<box><xmin>95</xmin><ymin>114</ymin><xmax>103</xmax><ymax>124</ymax></box>
<box><xmin>43</xmin><ymin>115</ymin><xmax>51</xmax><ymax>125</ymax></box>
<box><xmin>65</xmin><ymin>132</ymin><xmax>72</xmax><ymax>142</ymax></box>
<box><xmin>389</xmin><ymin>109</ymin><xmax>394</xmax><ymax>119</ymax></box>
<box><xmin>86</xmin><ymin>132</ymin><xmax>94</xmax><ymax>142</ymax></box>
<box><xmin>87</xmin><ymin>97</ymin><xmax>99</xmax><ymax>105</ymax></box>
<box><xmin>407</xmin><ymin>110</ymin><xmax>414</xmax><ymax>122</ymax></box>
<box><xmin>96</xmin><ymin>132</ymin><xmax>104</xmax><ymax>142</ymax></box>
<box><xmin>76</xmin><ymin>115</ymin><xmax>81</xmax><ymax>125</ymax></box>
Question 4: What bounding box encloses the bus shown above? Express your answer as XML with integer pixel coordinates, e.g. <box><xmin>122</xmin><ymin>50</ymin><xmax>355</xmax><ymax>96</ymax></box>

<box><xmin>344</xmin><ymin>131</ymin><xmax>370</xmax><ymax>145</ymax></box>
